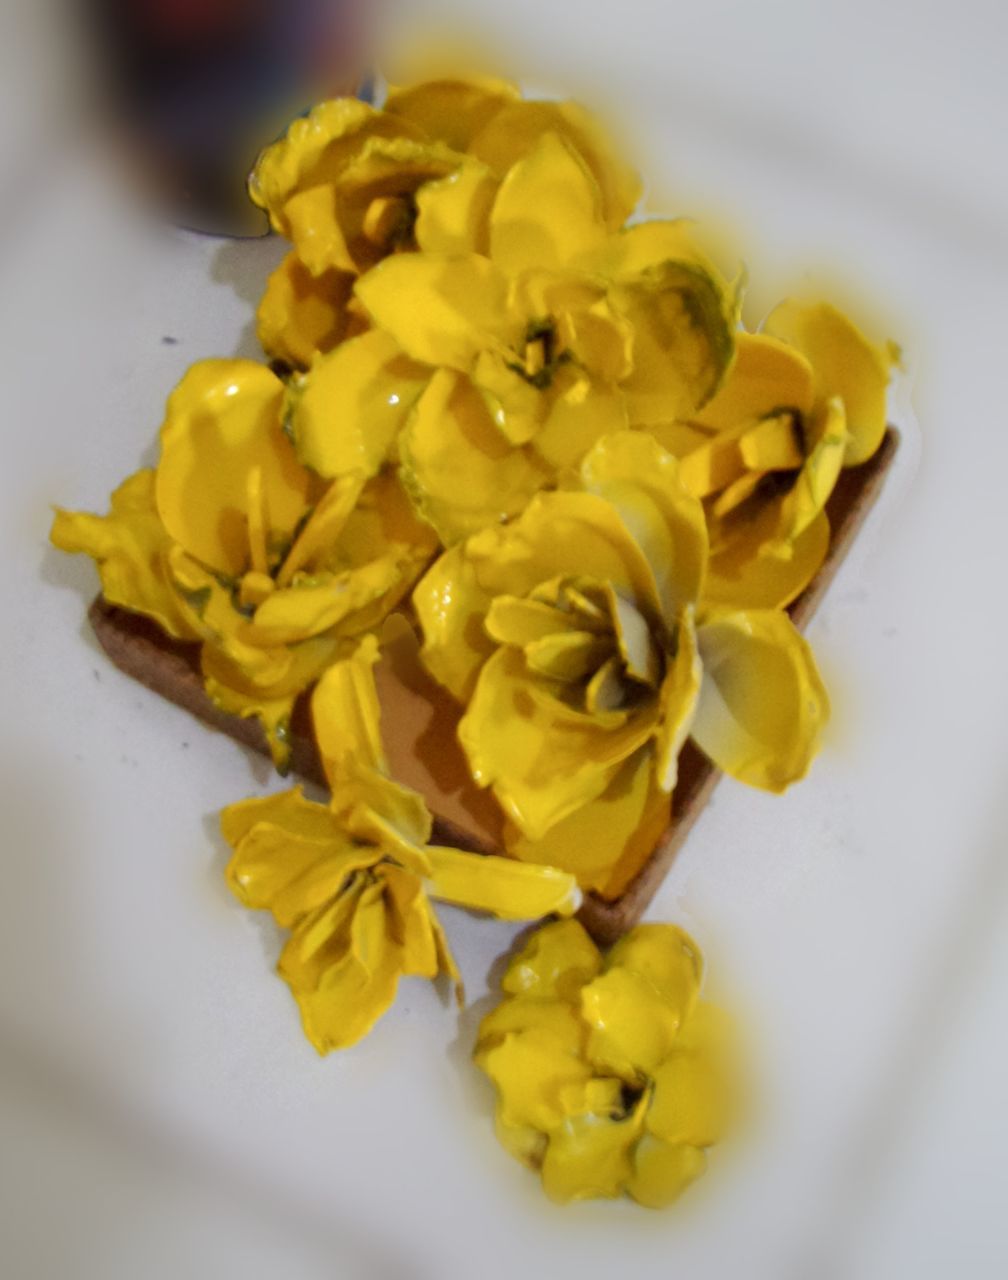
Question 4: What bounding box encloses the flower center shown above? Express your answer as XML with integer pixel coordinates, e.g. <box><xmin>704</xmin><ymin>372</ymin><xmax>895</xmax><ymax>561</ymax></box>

<box><xmin>362</xmin><ymin>194</ymin><xmax>418</xmax><ymax>251</ymax></box>
<box><xmin>510</xmin><ymin>318</ymin><xmax>569</xmax><ymax>390</ymax></box>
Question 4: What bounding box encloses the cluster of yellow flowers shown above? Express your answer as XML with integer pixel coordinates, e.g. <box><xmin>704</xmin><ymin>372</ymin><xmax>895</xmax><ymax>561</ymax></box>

<box><xmin>51</xmin><ymin>71</ymin><xmax>895</xmax><ymax>1205</ymax></box>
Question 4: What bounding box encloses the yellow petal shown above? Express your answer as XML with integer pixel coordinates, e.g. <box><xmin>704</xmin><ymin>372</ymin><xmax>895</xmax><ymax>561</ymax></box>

<box><xmin>646</xmin><ymin>1048</ymin><xmax>727</xmax><ymax>1147</ymax></box>
<box><xmin>540</xmin><ymin>1110</ymin><xmax>641</xmax><ymax>1203</ymax></box>
<box><xmin>500</xmin><ymin>919</ymin><xmax>602</xmax><ymax>1000</ymax></box>
<box><xmin>155</xmin><ymin>360</ymin><xmax>313</xmax><ymax>577</ymax></box>
<box><xmin>653</xmin><ymin>609</ymin><xmax>702</xmax><ymax>791</ymax></box>
<box><xmin>460</xmin><ymin>647</ymin><xmax>660</xmax><ymax>841</ymax></box>
<box><xmin>580</xmin><ymin>966</ymin><xmax>683</xmax><ymax>1078</ymax></box>
<box><xmin>381</xmin><ymin>864</ymin><xmax>440</xmax><ymax>978</ymax></box>
<box><xmin>256</xmin><ymin>253</ymin><xmax>354</xmax><ymax>369</ymax></box>
<box><xmin>693</xmin><ymin>331</ymin><xmax>815</xmax><ymax>431</ymax></box>
<box><xmin>627</xmin><ymin>1137</ymin><xmax>706</xmax><ymax>1208</ymax></box>
<box><xmin>470</xmin><ymin>347</ymin><xmax>544</xmax><ymax>447</ymax></box>
<box><xmin>532</xmin><ymin>374</ymin><xmax>629</xmax><ymax>470</ymax></box>
<box><xmin>415</xmin><ymin>160</ymin><xmax>498</xmax><ymax>255</ymax></box>
<box><xmin>611</xmin><ymin>261</ymin><xmax>737</xmax><ymax>425</ymax></box>
<box><xmin>220</xmin><ymin>785</ymin><xmax>339</xmax><ymax>848</ymax></box>
<box><xmin>354</xmin><ymin>253</ymin><xmax>510</xmax><ymax>370</ymax></box>
<box><xmin>249</xmin><ymin>98</ymin><xmax>417</xmax><ymax>233</ymax></box>
<box><xmin>583</xmin><ymin>218</ymin><xmax>708</xmax><ymax>277</ymax></box>
<box><xmin>226</xmin><ymin>822</ymin><xmax>374</xmax><ymax>928</ymax></box>
<box><xmin>704</xmin><ymin>504</ymin><xmax>830</xmax><ymax>609</ymax></box>
<box><xmin>773</xmin><ymin>397</ymin><xmax>847</xmax><ymax>544</ymax></box>
<box><xmin>401</xmin><ymin>369</ymin><xmax>549</xmax><ymax>544</ymax></box>
<box><xmin>311</xmin><ymin>633</ymin><xmax>385</xmax><ymax>776</ymax></box>
<box><xmin>412</xmin><ymin>542</ymin><xmax>496</xmax><ymax>703</ymax></box>
<box><xmin>470</xmin><ymin>98</ymin><xmax>641</xmax><ymax>228</ymax></box>
<box><xmin>248</xmin><ymin>558</ymin><xmax>404</xmax><ymax>645</ymax></box>
<box><xmin>477</xmin><ymin>1028</ymin><xmax>594</xmax><ymax>1132</ymax></box>
<box><xmin>424</xmin><ymin>845</ymin><xmax>579</xmax><ymax>920</ymax></box>
<box><xmin>505</xmin><ymin>746</ymin><xmax>671</xmax><ymax>898</ymax></box>
<box><xmin>50</xmin><ymin>469</ymin><xmax>197</xmax><ymax>641</ymax></box>
<box><xmin>291</xmin><ymin>331</ymin><xmax>430</xmax><ymax>479</ymax></box>
<box><xmin>579</xmin><ymin>430</ymin><xmax>708</xmax><ymax>623</ymax></box>
<box><xmin>692</xmin><ymin>607</ymin><xmax>830</xmax><ymax>791</ymax></box>
<box><xmin>477</xmin><ymin>995</ymin><xmax>586</xmax><ymax>1050</ymax></box>
<box><xmin>383</xmin><ymin>76</ymin><xmax>520</xmax><ymax>152</ymax></box>
<box><xmin>606</xmin><ymin>923</ymin><xmax>703</xmax><ymax>1010</ymax></box>
<box><xmin>489</xmin><ymin>132</ymin><xmax>607</xmax><ymax>275</ymax></box>
<box><xmin>282</xmin><ymin>185</ymin><xmax>353</xmax><ymax>276</ymax></box>
<box><xmin>763</xmin><ymin>299</ymin><xmax>892</xmax><ymax>465</ymax></box>
<box><xmin>273</xmin><ymin>473</ymin><xmax>365</xmax><ymax>587</ymax></box>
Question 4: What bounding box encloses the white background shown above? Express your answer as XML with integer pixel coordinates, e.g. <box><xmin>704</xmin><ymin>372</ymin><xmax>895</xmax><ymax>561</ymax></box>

<box><xmin>1</xmin><ymin>1</ymin><xmax>1007</xmax><ymax>1276</ymax></box>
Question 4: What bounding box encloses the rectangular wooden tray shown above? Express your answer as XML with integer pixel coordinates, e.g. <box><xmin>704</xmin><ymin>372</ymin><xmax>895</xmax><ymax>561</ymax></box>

<box><xmin>89</xmin><ymin>427</ymin><xmax>899</xmax><ymax>944</ymax></box>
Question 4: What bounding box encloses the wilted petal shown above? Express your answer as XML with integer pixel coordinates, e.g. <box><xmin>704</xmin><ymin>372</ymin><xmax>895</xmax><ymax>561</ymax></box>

<box><xmin>692</xmin><ymin>607</ymin><xmax>830</xmax><ymax>791</ymax></box>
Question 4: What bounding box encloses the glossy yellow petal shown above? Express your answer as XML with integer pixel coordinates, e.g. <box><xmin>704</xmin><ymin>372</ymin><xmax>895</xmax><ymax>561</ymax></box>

<box><xmin>469</xmin><ymin>98</ymin><xmax>642</xmax><ymax>228</ymax></box>
<box><xmin>692</xmin><ymin>607</ymin><xmax>829</xmax><ymax>791</ymax></box>
<box><xmin>612</xmin><ymin>260</ymin><xmax>737</xmax><ymax>425</ymax></box>
<box><xmin>484</xmin><ymin>593</ymin><xmax>590</xmax><ymax>647</ymax></box>
<box><xmin>201</xmin><ymin>662</ymin><xmax>301</xmax><ymax>772</ymax></box>
<box><xmin>424</xmin><ymin>845</ymin><xmax>579</xmax><ymax>920</ymax></box>
<box><xmin>738</xmin><ymin>413</ymin><xmax>805</xmax><ymax>472</ymax></box>
<box><xmin>489</xmin><ymin>131</ymin><xmax>607</xmax><ymax>275</ymax></box>
<box><xmin>653</xmin><ymin>609</ymin><xmax>702</xmax><ymax>791</ymax></box>
<box><xmin>583</xmin><ymin>218</ymin><xmax>708</xmax><ymax>277</ymax></box>
<box><xmin>705</xmin><ymin>504</ymin><xmax>830</xmax><ymax>609</ymax></box>
<box><xmin>311</xmin><ymin>633</ymin><xmax>384</xmax><ymax>776</ymax></box>
<box><xmin>693</xmin><ymin>331</ymin><xmax>815</xmax><ymax>431</ymax></box>
<box><xmin>540</xmin><ymin>1110</ymin><xmax>641</xmax><ymax>1203</ymax></box>
<box><xmin>155</xmin><ymin>360</ymin><xmax>313</xmax><ymax>577</ymax></box>
<box><xmin>248</xmin><ymin>558</ymin><xmax>404</xmax><ymax>646</ymax></box>
<box><xmin>291</xmin><ymin>331</ymin><xmax>430</xmax><ymax>479</ymax></box>
<box><xmin>354</xmin><ymin>252</ymin><xmax>510</xmax><ymax>370</ymax></box>
<box><xmin>50</xmin><ymin>469</ymin><xmax>197</xmax><ymax>641</ymax></box>
<box><xmin>401</xmin><ymin>369</ymin><xmax>549</xmax><ymax>545</ymax></box>
<box><xmin>273</xmin><ymin>473</ymin><xmax>365</xmax><ymax>586</ymax></box>
<box><xmin>606</xmin><ymin>923</ymin><xmax>703</xmax><ymax>1011</ymax></box>
<box><xmin>414</xmin><ymin>160</ymin><xmax>498</xmax><ymax>254</ymax></box>
<box><xmin>381</xmin><ymin>864</ymin><xmax>440</xmax><ymax>979</ymax></box>
<box><xmin>476</xmin><ymin>1028</ymin><xmax>594</xmax><ymax>1132</ymax></box>
<box><xmin>249</xmin><ymin>98</ymin><xmax>417</xmax><ymax>232</ymax></box>
<box><xmin>220</xmin><ymin>785</ymin><xmax>339</xmax><ymax>849</ymax></box>
<box><xmin>499</xmin><ymin>919</ymin><xmax>602</xmax><ymax>1001</ymax></box>
<box><xmin>460</xmin><ymin>647</ymin><xmax>660</xmax><ymax>840</ymax></box>
<box><xmin>579</xmin><ymin>431</ymin><xmax>708</xmax><ymax>623</ymax></box>
<box><xmin>277</xmin><ymin>874</ymin><xmax>363</xmax><ymax>991</ymax></box>
<box><xmin>580</xmin><ymin>966</ymin><xmax>683</xmax><ymax>1079</ymax></box>
<box><xmin>282</xmin><ymin>185</ymin><xmax>353</xmax><ymax>276</ymax></box>
<box><xmin>383</xmin><ymin>76</ymin><xmax>520</xmax><ymax>152</ymax></box>
<box><xmin>505</xmin><ymin>746</ymin><xmax>671</xmax><ymax>898</ymax></box>
<box><xmin>646</xmin><ymin>1048</ymin><xmax>727</xmax><ymax>1147</ymax></box>
<box><xmin>412</xmin><ymin>543</ymin><xmax>496</xmax><ymax>702</ymax></box>
<box><xmin>470</xmin><ymin>347</ymin><xmax>544</xmax><ymax>447</ymax></box>
<box><xmin>532</xmin><ymin>374</ymin><xmax>628</xmax><ymax>470</ymax></box>
<box><xmin>763</xmin><ymin>299</ymin><xmax>892</xmax><ymax>465</ymax></box>
<box><xmin>256</xmin><ymin>253</ymin><xmax>354</xmax><ymax>369</ymax></box>
<box><xmin>627</xmin><ymin>1137</ymin><xmax>706</xmax><ymax>1208</ymax></box>
<box><xmin>342</xmin><ymin>784</ymin><xmax>433</xmax><ymax>870</ymax></box>
<box><xmin>476</xmin><ymin>995</ymin><xmax>586</xmax><ymax>1051</ymax></box>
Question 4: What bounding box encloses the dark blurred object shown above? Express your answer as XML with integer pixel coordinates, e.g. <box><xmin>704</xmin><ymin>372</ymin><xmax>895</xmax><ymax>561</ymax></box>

<box><xmin>86</xmin><ymin>0</ymin><xmax>372</xmax><ymax>235</ymax></box>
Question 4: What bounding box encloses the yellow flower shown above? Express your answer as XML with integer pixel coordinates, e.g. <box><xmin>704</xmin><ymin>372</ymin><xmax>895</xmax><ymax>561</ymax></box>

<box><xmin>414</xmin><ymin>431</ymin><xmax>828</xmax><ymax>894</ymax></box>
<box><xmin>223</xmin><ymin>638</ymin><xmax>580</xmax><ymax>1053</ymax></box>
<box><xmin>661</xmin><ymin>300</ymin><xmax>894</xmax><ymax>608</ymax></box>
<box><xmin>51</xmin><ymin>359</ymin><xmax>437</xmax><ymax>767</ymax></box>
<box><xmin>335</xmin><ymin>159</ymin><xmax>736</xmax><ymax>542</ymax></box>
<box><xmin>475</xmin><ymin>918</ymin><xmax>734</xmax><ymax>1206</ymax></box>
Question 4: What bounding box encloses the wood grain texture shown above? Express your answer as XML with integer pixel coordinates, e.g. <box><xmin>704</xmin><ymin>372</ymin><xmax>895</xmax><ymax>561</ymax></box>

<box><xmin>89</xmin><ymin>427</ymin><xmax>900</xmax><ymax>944</ymax></box>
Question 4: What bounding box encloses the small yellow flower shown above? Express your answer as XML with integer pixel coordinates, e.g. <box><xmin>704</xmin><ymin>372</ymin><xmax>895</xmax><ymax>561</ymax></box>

<box><xmin>223</xmin><ymin>638</ymin><xmax>580</xmax><ymax>1053</ymax></box>
<box><xmin>475</xmin><ymin>918</ymin><xmax>734</xmax><ymax>1206</ymax></box>
<box><xmin>339</xmin><ymin>158</ymin><xmax>736</xmax><ymax>542</ymax></box>
<box><xmin>51</xmin><ymin>359</ymin><xmax>437</xmax><ymax>767</ymax></box>
<box><xmin>414</xmin><ymin>431</ymin><xmax>829</xmax><ymax>894</ymax></box>
<box><xmin>660</xmin><ymin>300</ymin><xmax>894</xmax><ymax>608</ymax></box>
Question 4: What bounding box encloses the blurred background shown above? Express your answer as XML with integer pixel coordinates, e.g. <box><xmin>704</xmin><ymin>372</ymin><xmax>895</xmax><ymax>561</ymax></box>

<box><xmin>2</xmin><ymin>1</ymin><xmax>1007</xmax><ymax>1277</ymax></box>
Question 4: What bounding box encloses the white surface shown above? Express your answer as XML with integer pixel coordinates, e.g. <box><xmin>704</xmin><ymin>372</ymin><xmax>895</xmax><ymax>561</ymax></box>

<box><xmin>2</xmin><ymin>3</ymin><xmax>1007</xmax><ymax>1277</ymax></box>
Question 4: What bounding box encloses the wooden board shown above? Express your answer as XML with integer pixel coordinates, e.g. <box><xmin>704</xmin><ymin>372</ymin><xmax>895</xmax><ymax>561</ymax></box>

<box><xmin>89</xmin><ymin>427</ymin><xmax>900</xmax><ymax>944</ymax></box>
